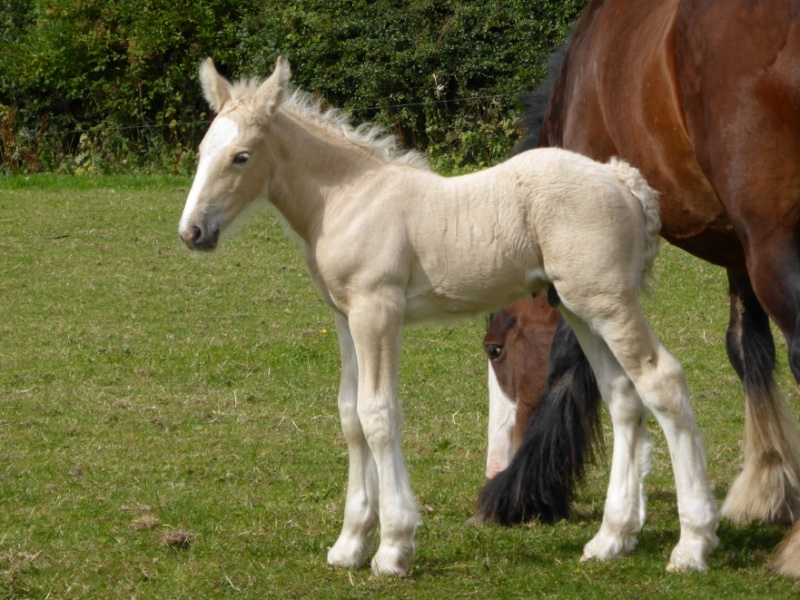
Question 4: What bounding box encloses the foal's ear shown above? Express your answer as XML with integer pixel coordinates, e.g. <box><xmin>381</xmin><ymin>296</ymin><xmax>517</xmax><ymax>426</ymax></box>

<box><xmin>199</xmin><ymin>58</ymin><xmax>232</xmax><ymax>114</ymax></box>
<box><xmin>254</xmin><ymin>56</ymin><xmax>292</xmax><ymax>119</ymax></box>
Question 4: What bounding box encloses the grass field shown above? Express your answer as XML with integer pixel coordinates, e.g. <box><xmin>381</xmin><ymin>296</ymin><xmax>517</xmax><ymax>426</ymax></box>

<box><xmin>2</xmin><ymin>175</ymin><xmax>800</xmax><ymax>598</ymax></box>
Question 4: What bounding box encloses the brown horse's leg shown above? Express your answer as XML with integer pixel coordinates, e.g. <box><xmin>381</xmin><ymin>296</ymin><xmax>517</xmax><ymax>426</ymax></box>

<box><xmin>721</xmin><ymin>269</ymin><xmax>800</xmax><ymax>526</ymax></box>
<box><xmin>673</xmin><ymin>0</ymin><xmax>800</xmax><ymax>538</ymax></box>
<box><xmin>744</xmin><ymin>229</ymin><xmax>800</xmax><ymax>581</ymax></box>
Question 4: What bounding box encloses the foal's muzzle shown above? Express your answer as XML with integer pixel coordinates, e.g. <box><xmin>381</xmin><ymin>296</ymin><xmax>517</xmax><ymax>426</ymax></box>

<box><xmin>180</xmin><ymin>224</ymin><xmax>220</xmax><ymax>251</ymax></box>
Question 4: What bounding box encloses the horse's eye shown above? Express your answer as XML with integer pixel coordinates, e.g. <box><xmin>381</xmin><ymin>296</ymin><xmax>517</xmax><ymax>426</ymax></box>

<box><xmin>485</xmin><ymin>344</ymin><xmax>503</xmax><ymax>361</ymax></box>
<box><xmin>233</xmin><ymin>152</ymin><xmax>250</xmax><ymax>165</ymax></box>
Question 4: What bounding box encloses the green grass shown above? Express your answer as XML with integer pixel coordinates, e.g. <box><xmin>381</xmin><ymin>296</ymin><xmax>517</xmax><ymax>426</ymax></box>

<box><xmin>1</xmin><ymin>175</ymin><xmax>799</xmax><ymax>598</ymax></box>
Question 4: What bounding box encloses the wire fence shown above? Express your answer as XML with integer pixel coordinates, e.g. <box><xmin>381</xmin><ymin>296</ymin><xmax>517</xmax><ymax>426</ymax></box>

<box><xmin>1</xmin><ymin>89</ymin><xmax>528</xmax><ymax>174</ymax></box>
<box><xmin>9</xmin><ymin>89</ymin><xmax>525</xmax><ymax>140</ymax></box>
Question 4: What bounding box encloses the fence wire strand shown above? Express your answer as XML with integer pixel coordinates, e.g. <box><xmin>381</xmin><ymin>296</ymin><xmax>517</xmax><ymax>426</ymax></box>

<box><xmin>9</xmin><ymin>90</ymin><xmax>525</xmax><ymax>141</ymax></box>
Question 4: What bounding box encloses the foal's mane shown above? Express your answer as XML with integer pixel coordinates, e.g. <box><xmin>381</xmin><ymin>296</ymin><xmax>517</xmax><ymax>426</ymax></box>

<box><xmin>230</xmin><ymin>78</ymin><xmax>429</xmax><ymax>170</ymax></box>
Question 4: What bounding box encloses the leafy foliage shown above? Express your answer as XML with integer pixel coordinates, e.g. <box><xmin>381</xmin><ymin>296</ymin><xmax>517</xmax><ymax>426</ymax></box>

<box><xmin>0</xmin><ymin>0</ymin><xmax>586</xmax><ymax>173</ymax></box>
<box><xmin>0</xmin><ymin>0</ymin><xmax>256</xmax><ymax>173</ymax></box>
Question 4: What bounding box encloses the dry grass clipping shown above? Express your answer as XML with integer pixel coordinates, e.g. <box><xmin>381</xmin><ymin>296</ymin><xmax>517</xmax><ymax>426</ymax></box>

<box><xmin>159</xmin><ymin>530</ymin><xmax>197</xmax><ymax>549</ymax></box>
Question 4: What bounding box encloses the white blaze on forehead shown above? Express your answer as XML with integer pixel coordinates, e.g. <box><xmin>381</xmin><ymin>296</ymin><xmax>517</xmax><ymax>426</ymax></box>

<box><xmin>179</xmin><ymin>116</ymin><xmax>240</xmax><ymax>232</ymax></box>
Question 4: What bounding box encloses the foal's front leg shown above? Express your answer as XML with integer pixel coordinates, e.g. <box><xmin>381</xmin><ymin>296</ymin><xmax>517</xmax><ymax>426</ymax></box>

<box><xmin>327</xmin><ymin>312</ymin><xmax>379</xmax><ymax>570</ymax></box>
<box><xmin>348</xmin><ymin>298</ymin><xmax>420</xmax><ymax>577</ymax></box>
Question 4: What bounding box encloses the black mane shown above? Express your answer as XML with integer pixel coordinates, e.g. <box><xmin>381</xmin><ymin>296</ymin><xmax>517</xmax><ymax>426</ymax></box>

<box><xmin>510</xmin><ymin>41</ymin><xmax>570</xmax><ymax>156</ymax></box>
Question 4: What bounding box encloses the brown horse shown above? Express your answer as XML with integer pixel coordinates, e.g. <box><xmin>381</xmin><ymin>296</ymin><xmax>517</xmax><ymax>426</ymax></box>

<box><xmin>483</xmin><ymin>296</ymin><xmax>560</xmax><ymax>478</ymax></box>
<box><xmin>479</xmin><ymin>0</ymin><xmax>800</xmax><ymax>575</ymax></box>
<box><xmin>483</xmin><ymin>296</ymin><xmax>603</xmax><ymax>525</ymax></box>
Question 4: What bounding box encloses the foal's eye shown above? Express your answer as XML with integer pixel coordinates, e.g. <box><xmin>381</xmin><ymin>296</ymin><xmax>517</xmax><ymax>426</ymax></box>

<box><xmin>485</xmin><ymin>344</ymin><xmax>503</xmax><ymax>361</ymax></box>
<box><xmin>233</xmin><ymin>152</ymin><xmax>250</xmax><ymax>165</ymax></box>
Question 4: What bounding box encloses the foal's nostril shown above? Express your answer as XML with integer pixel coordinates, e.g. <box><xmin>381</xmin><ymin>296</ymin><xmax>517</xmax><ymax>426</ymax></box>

<box><xmin>179</xmin><ymin>224</ymin><xmax>205</xmax><ymax>247</ymax></box>
<box><xmin>180</xmin><ymin>222</ymin><xmax>219</xmax><ymax>251</ymax></box>
<box><xmin>179</xmin><ymin>223</ymin><xmax>220</xmax><ymax>251</ymax></box>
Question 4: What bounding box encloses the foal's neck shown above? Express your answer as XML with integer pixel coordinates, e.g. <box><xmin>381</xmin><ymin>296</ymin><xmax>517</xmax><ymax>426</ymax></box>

<box><xmin>265</xmin><ymin>110</ymin><xmax>379</xmax><ymax>243</ymax></box>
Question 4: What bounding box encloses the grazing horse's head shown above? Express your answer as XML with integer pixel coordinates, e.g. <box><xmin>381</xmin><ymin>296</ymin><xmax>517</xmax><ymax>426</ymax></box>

<box><xmin>179</xmin><ymin>57</ymin><xmax>291</xmax><ymax>251</ymax></box>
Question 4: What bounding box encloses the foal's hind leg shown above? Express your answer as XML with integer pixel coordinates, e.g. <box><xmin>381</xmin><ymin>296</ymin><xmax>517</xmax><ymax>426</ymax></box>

<box><xmin>559</xmin><ymin>296</ymin><xmax>718</xmax><ymax>571</ymax></box>
<box><xmin>721</xmin><ymin>269</ymin><xmax>800</xmax><ymax>525</ymax></box>
<box><xmin>558</xmin><ymin>317</ymin><xmax>651</xmax><ymax>561</ymax></box>
<box><xmin>327</xmin><ymin>312</ymin><xmax>380</xmax><ymax>569</ymax></box>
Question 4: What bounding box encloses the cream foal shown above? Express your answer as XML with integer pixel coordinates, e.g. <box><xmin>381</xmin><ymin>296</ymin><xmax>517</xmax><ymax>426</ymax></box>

<box><xmin>178</xmin><ymin>57</ymin><xmax>718</xmax><ymax>576</ymax></box>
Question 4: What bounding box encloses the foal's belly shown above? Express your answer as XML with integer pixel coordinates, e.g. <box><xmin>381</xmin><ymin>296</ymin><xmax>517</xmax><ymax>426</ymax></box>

<box><xmin>403</xmin><ymin>266</ymin><xmax>545</xmax><ymax>324</ymax></box>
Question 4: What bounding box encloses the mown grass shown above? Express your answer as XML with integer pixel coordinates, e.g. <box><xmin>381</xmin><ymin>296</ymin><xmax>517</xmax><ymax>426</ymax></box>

<box><xmin>1</xmin><ymin>175</ymin><xmax>799</xmax><ymax>598</ymax></box>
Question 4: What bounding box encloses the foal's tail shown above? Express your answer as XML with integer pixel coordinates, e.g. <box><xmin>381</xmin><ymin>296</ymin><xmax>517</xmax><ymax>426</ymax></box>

<box><xmin>609</xmin><ymin>157</ymin><xmax>662</xmax><ymax>290</ymax></box>
<box><xmin>477</xmin><ymin>317</ymin><xmax>602</xmax><ymax>524</ymax></box>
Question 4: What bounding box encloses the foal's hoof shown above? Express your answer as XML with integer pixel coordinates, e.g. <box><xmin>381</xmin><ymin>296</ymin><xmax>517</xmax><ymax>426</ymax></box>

<box><xmin>666</xmin><ymin>551</ymin><xmax>707</xmax><ymax>572</ymax></box>
<box><xmin>581</xmin><ymin>530</ymin><xmax>638</xmax><ymax>562</ymax></box>
<box><xmin>370</xmin><ymin>544</ymin><xmax>413</xmax><ymax>577</ymax></box>
<box><xmin>327</xmin><ymin>536</ymin><xmax>371</xmax><ymax>570</ymax></box>
<box><xmin>666</xmin><ymin>536</ymin><xmax>715</xmax><ymax>573</ymax></box>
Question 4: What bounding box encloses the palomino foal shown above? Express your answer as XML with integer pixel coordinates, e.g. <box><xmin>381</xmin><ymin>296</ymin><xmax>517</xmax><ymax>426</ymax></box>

<box><xmin>179</xmin><ymin>58</ymin><xmax>718</xmax><ymax>576</ymax></box>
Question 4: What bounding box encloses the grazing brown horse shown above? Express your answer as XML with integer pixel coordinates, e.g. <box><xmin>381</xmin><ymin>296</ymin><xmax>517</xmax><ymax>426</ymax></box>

<box><xmin>479</xmin><ymin>0</ymin><xmax>800</xmax><ymax>576</ymax></box>
<box><xmin>483</xmin><ymin>296</ymin><xmax>561</xmax><ymax>478</ymax></box>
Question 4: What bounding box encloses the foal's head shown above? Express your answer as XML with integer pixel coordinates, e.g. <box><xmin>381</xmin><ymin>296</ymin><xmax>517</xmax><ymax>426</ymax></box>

<box><xmin>179</xmin><ymin>58</ymin><xmax>290</xmax><ymax>251</ymax></box>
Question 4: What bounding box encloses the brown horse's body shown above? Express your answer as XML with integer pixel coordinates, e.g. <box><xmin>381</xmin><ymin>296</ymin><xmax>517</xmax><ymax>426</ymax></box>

<box><xmin>482</xmin><ymin>0</ymin><xmax>800</xmax><ymax>576</ymax></box>
<box><xmin>552</xmin><ymin>0</ymin><xmax>799</xmax><ymax>275</ymax></box>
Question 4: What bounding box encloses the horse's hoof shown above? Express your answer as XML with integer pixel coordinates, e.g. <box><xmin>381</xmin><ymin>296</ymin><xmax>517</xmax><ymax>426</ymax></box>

<box><xmin>770</xmin><ymin>522</ymin><xmax>800</xmax><ymax>578</ymax></box>
<box><xmin>581</xmin><ymin>531</ymin><xmax>637</xmax><ymax>562</ymax></box>
<box><xmin>722</xmin><ymin>460</ymin><xmax>800</xmax><ymax>527</ymax></box>
<box><xmin>370</xmin><ymin>544</ymin><xmax>414</xmax><ymax>577</ymax></box>
<box><xmin>666</xmin><ymin>549</ymin><xmax>707</xmax><ymax>572</ymax></box>
<box><xmin>327</xmin><ymin>536</ymin><xmax>372</xmax><ymax>570</ymax></box>
<box><xmin>465</xmin><ymin>513</ymin><xmax>486</xmax><ymax>526</ymax></box>
<box><xmin>666</xmin><ymin>533</ymin><xmax>717</xmax><ymax>573</ymax></box>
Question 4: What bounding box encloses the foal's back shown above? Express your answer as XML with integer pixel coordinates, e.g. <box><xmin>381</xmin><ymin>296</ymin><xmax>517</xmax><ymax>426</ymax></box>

<box><xmin>401</xmin><ymin>148</ymin><xmax>655</xmax><ymax>322</ymax></box>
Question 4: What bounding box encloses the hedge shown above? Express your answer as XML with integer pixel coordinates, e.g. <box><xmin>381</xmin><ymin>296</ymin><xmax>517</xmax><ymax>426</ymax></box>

<box><xmin>0</xmin><ymin>0</ymin><xmax>585</xmax><ymax>174</ymax></box>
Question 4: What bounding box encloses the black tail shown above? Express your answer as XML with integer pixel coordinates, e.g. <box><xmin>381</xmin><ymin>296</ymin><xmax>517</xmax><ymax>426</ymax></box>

<box><xmin>477</xmin><ymin>318</ymin><xmax>603</xmax><ymax>524</ymax></box>
<box><xmin>509</xmin><ymin>40</ymin><xmax>570</xmax><ymax>156</ymax></box>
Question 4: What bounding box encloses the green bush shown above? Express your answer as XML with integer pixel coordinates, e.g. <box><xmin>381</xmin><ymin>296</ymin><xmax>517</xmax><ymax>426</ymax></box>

<box><xmin>0</xmin><ymin>0</ymin><xmax>585</xmax><ymax>174</ymax></box>
<box><xmin>0</xmin><ymin>0</ymin><xmax>257</xmax><ymax>173</ymax></box>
